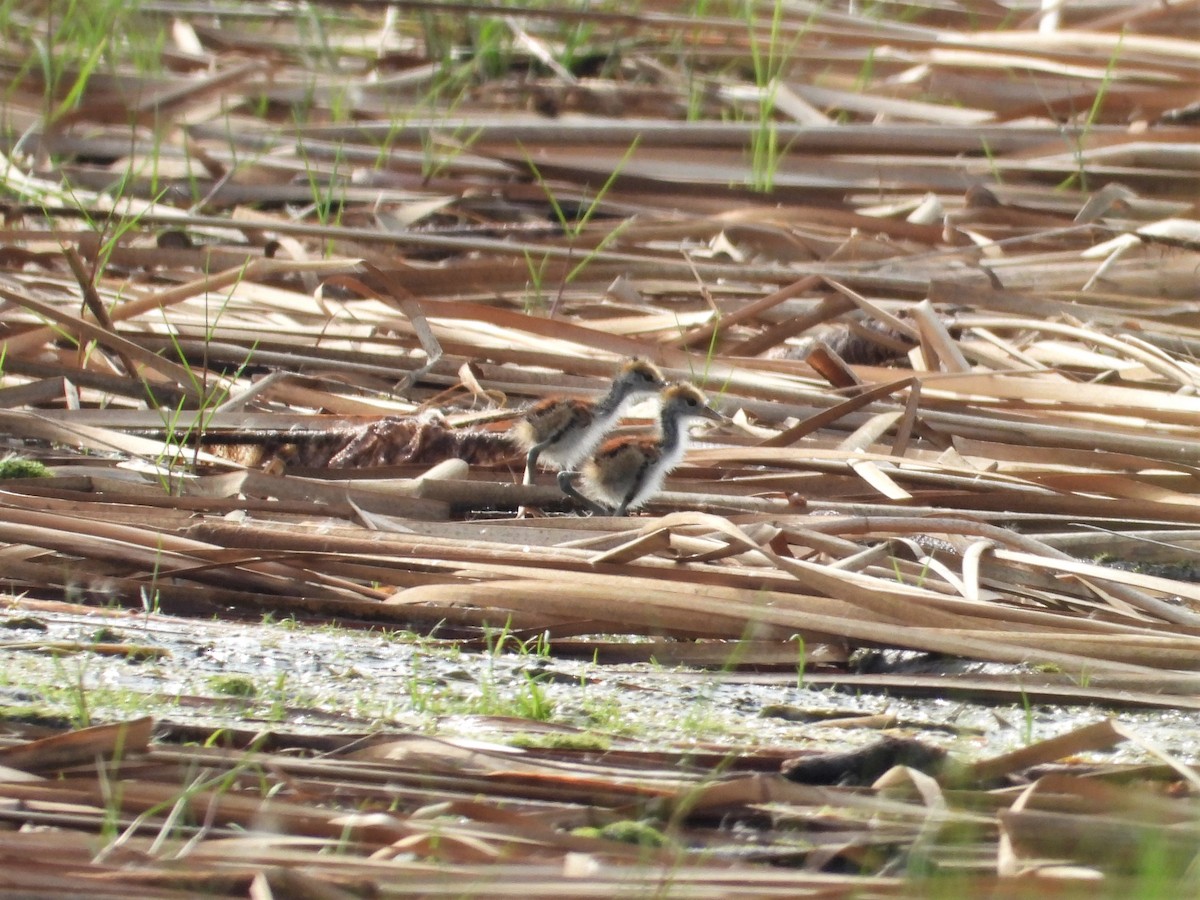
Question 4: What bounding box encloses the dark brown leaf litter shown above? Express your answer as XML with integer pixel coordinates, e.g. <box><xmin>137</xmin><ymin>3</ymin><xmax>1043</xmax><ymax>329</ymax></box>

<box><xmin>252</xmin><ymin>412</ymin><xmax>523</xmax><ymax>470</ymax></box>
<box><xmin>781</xmin><ymin>735</ymin><xmax>949</xmax><ymax>786</ymax></box>
<box><xmin>0</xmin><ymin>714</ymin><xmax>1196</xmax><ymax>896</ymax></box>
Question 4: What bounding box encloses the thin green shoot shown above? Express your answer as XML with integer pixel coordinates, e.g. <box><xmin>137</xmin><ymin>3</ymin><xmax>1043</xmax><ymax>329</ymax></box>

<box><xmin>95</xmin><ymin>720</ymin><xmax>129</xmax><ymax>843</ymax></box>
<box><xmin>49</xmin><ymin>653</ymin><xmax>92</xmax><ymax>729</ymax></box>
<box><xmin>979</xmin><ymin>136</ymin><xmax>1003</xmax><ymax>185</ymax></box>
<box><xmin>1059</xmin><ymin>31</ymin><xmax>1124</xmax><ymax>192</ymax></box>
<box><xmin>891</xmin><ymin>552</ymin><xmax>933</xmax><ymax>588</ymax></box>
<box><xmin>151</xmin><ymin>326</ymin><xmax>259</xmax><ymax>487</ymax></box>
<box><xmin>47</xmin><ymin>29</ymin><xmax>108</xmax><ymax>124</ymax></box>
<box><xmin>98</xmin><ymin>734</ymin><xmax>271</xmax><ymax>862</ymax></box>
<box><xmin>521</xmin><ymin>136</ymin><xmax>640</xmax><ymax>313</ymax></box>
<box><xmin>296</xmin><ymin>140</ymin><xmax>348</xmax><ymax>255</ymax></box>
<box><xmin>267</xmin><ymin>671</ymin><xmax>290</xmax><ymax>722</ymax></box>
<box><xmin>516</xmin><ymin>670</ymin><xmax>555</xmax><ymax>721</ymax></box>
<box><xmin>558</xmin><ymin>20</ymin><xmax>598</xmax><ymax>75</ymax></box>
<box><xmin>793</xmin><ymin>633</ymin><xmax>807</xmax><ymax>689</ymax></box>
<box><xmin>525</xmin><ymin>135</ymin><xmax>640</xmax><ymax>240</ymax></box>
<box><xmin>522</xmin><ymin>247</ymin><xmax>552</xmax><ymax>313</ymax></box>
<box><xmin>140</xmin><ymin>542</ymin><xmax>163</xmax><ymax>617</ymax></box>
<box><xmin>58</xmin><ymin>165</ymin><xmax>165</xmax><ymax>297</ymax></box>
<box><xmin>741</xmin><ymin>0</ymin><xmax>808</xmax><ymax>191</ymax></box>
<box><xmin>563</xmin><ymin>216</ymin><xmax>632</xmax><ymax>286</ymax></box>
<box><xmin>421</xmin><ymin>123</ymin><xmax>482</xmax><ymax>184</ymax></box>
<box><xmin>299</xmin><ymin>1</ymin><xmax>339</xmax><ymax>72</ymax></box>
<box><xmin>854</xmin><ymin>45</ymin><xmax>877</xmax><ymax>92</ymax></box>
<box><xmin>1019</xmin><ymin>687</ymin><xmax>1034</xmax><ymax>744</ymax></box>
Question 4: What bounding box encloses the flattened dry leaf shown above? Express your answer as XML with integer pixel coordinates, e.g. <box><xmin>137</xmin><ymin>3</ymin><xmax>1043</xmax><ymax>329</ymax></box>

<box><xmin>970</xmin><ymin>720</ymin><xmax>1126</xmax><ymax>782</ymax></box>
<box><xmin>0</xmin><ymin>718</ymin><xmax>152</xmax><ymax>773</ymax></box>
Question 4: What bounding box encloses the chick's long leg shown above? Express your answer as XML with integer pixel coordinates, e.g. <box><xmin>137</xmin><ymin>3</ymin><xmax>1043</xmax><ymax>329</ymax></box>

<box><xmin>557</xmin><ymin>470</ymin><xmax>612</xmax><ymax>516</ymax></box>
<box><xmin>523</xmin><ymin>444</ymin><xmax>546</xmax><ymax>486</ymax></box>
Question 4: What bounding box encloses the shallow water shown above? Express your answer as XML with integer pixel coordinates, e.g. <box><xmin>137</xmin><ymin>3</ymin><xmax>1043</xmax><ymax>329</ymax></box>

<box><xmin>3</xmin><ymin>606</ymin><xmax>1197</xmax><ymax>768</ymax></box>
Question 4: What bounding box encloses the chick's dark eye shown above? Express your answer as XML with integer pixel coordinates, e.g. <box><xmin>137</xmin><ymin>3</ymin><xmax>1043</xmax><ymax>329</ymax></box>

<box><xmin>686</xmin><ymin>397</ymin><xmax>698</xmax><ymax>406</ymax></box>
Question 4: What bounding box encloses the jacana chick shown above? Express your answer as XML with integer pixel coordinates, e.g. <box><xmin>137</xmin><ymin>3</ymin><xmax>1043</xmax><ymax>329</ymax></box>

<box><xmin>558</xmin><ymin>381</ymin><xmax>722</xmax><ymax>516</ymax></box>
<box><xmin>512</xmin><ymin>358</ymin><xmax>666</xmax><ymax>486</ymax></box>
